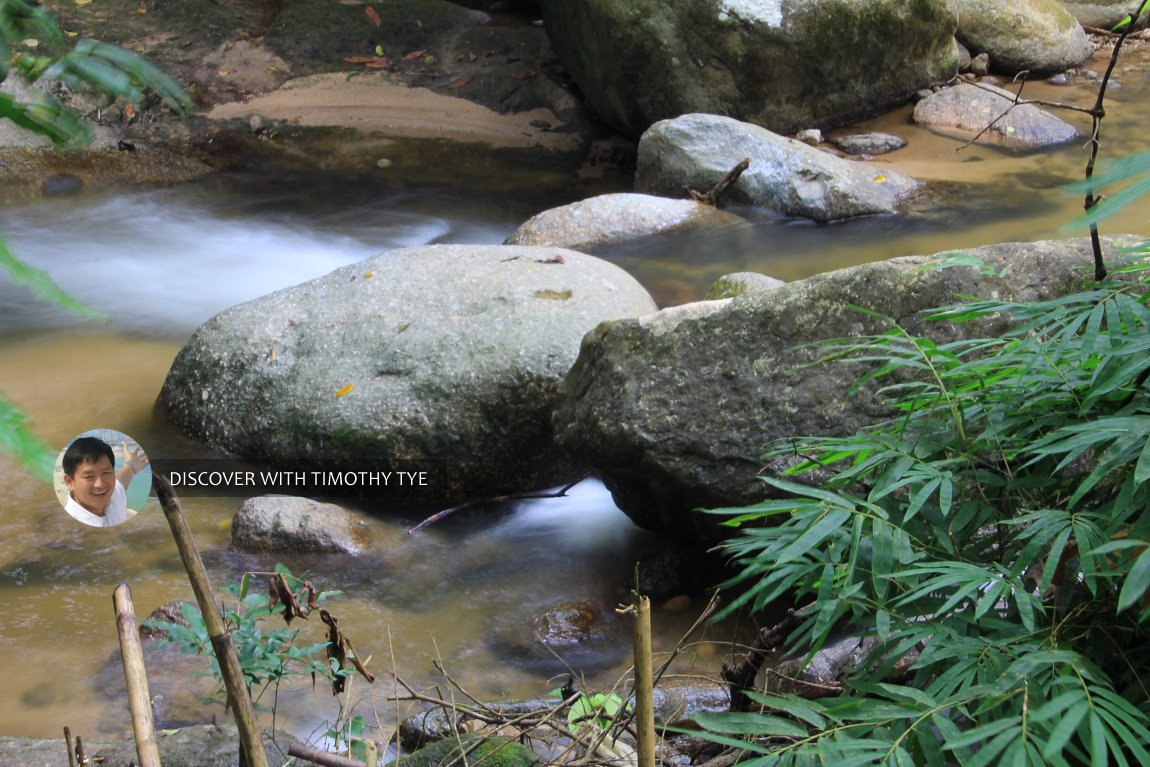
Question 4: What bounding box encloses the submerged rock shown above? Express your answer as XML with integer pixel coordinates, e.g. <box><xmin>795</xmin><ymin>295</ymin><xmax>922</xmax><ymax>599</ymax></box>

<box><xmin>956</xmin><ymin>0</ymin><xmax>1093</xmax><ymax>76</ymax></box>
<box><xmin>832</xmin><ymin>132</ymin><xmax>908</xmax><ymax>156</ymax></box>
<box><xmin>158</xmin><ymin>245</ymin><xmax>657</xmax><ymax>503</ymax></box>
<box><xmin>504</xmin><ymin>192</ymin><xmax>745</xmax><ymax>252</ymax></box>
<box><xmin>913</xmin><ymin>82</ymin><xmax>1080</xmax><ymax>149</ymax></box>
<box><xmin>636</xmin><ymin>114</ymin><xmax>920</xmax><ymax>223</ymax></box>
<box><xmin>552</xmin><ymin>236</ymin><xmax>1143</xmax><ymax>543</ymax></box>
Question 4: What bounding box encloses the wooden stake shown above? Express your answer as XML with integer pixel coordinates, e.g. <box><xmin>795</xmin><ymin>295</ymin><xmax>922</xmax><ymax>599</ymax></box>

<box><xmin>113</xmin><ymin>584</ymin><xmax>162</xmax><ymax>767</ymax></box>
<box><xmin>75</xmin><ymin>735</ymin><xmax>85</xmax><ymax>766</ymax></box>
<box><xmin>153</xmin><ymin>474</ymin><xmax>270</xmax><ymax>767</ymax></box>
<box><xmin>632</xmin><ymin>594</ymin><xmax>656</xmax><ymax>767</ymax></box>
<box><xmin>364</xmin><ymin>739</ymin><xmax>378</xmax><ymax>767</ymax></box>
<box><xmin>63</xmin><ymin>726</ymin><xmax>75</xmax><ymax>767</ymax></box>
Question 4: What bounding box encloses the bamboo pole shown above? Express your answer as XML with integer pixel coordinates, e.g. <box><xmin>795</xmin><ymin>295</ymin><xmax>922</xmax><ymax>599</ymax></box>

<box><xmin>113</xmin><ymin>584</ymin><xmax>162</xmax><ymax>767</ymax></box>
<box><xmin>632</xmin><ymin>594</ymin><xmax>656</xmax><ymax>767</ymax></box>
<box><xmin>364</xmin><ymin>739</ymin><xmax>378</xmax><ymax>767</ymax></box>
<box><xmin>153</xmin><ymin>474</ymin><xmax>269</xmax><ymax>767</ymax></box>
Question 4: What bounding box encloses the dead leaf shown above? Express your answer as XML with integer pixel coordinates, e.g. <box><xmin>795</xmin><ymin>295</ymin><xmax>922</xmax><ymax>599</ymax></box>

<box><xmin>535</xmin><ymin>255</ymin><xmax>565</xmax><ymax>265</ymax></box>
<box><xmin>336</xmin><ymin>383</ymin><xmax>355</xmax><ymax>397</ymax></box>
<box><xmin>534</xmin><ymin>289</ymin><xmax>572</xmax><ymax>300</ymax></box>
<box><xmin>874</xmin><ymin>174</ymin><xmax>887</xmax><ymax>184</ymax></box>
<box><xmin>402</xmin><ymin>49</ymin><xmax>427</xmax><ymax>61</ymax></box>
<box><xmin>124</xmin><ymin>102</ymin><xmax>136</xmax><ymax>119</ymax></box>
<box><xmin>364</xmin><ymin>5</ymin><xmax>380</xmax><ymax>27</ymax></box>
<box><xmin>448</xmin><ymin>75</ymin><xmax>473</xmax><ymax>90</ymax></box>
<box><xmin>511</xmin><ymin>70</ymin><xmax>537</xmax><ymax>80</ymax></box>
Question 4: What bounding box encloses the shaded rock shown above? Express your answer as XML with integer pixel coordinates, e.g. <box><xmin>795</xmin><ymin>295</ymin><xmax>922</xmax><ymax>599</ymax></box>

<box><xmin>1060</xmin><ymin>0</ymin><xmax>1137</xmax><ymax>27</ymax></box>
<box><xmin>636</xmin><ymin>114</ymin><xmax>920</xmax><ymax>224</ymax></box>
<box><xmin>956</xmin><ymin>0</ymin><xmax>1093</xmax><ymax>76</ymax></box>
<box><xmin>504</xmin><ymin>193</ymin><xmax>745</xmax><ymax>251</ymax></box>
<box><xmin>0</xmin><ymin>726</ymin><xmax>294</xmax><ymax>767</ymax></box>
<box><xmin>231</xmin><ymin>495</ymin><xmax>373</xmax><ymax>554</ymax></box>
<box><xmin>705</xmin><ymin>272</ymin><xmax>784</xmax><ymax>300</ymax></box>
<box><xmin>552</xmin><ymin>236</ymin><xmax>1143</xmax><ymax>543</ymax></box>
<box><xmin>541</xmin><ymin>0</ymin><xmax>959</xmax><ymax>137</ymax></box>
<box><xmin>832</xmin><ymin>132</ymin><xmax>907</xmax><ymax>156</ymax></box>
<box><xmin>970</xmin><ymin>52</ymin><xmax>992</xmax><ymax>76</ymax></box>
<box><xmin>158</xmin><ymin>245</ymin><xmax>657</xmax><ymax>503</ymax></box>
<box><xmin>912</xmin><ymin>82</ymin><xmax>1080</xmax><ymax>149</ymax></box>
<box><xmin>766</xmin><ymin>632</ymin><xmax>921</xmax><ymax>696</ymax></box>
<box><xmin>536</xmin><ymin>600</ymin><xmax>607</xmax><ymax>646</ymax></box>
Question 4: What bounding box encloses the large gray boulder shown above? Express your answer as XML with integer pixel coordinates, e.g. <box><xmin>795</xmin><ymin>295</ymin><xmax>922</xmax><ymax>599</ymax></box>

<box><xmin>956</xmin><ymin>0</ymin><xmax>1094</xmax><ymax>76</ymax></box>
<box><xmin>552</xmin><ymin>236</ymin><xmax>1140</xmax><ymax>543</ymax></box>
<box><xmin>541</xmin><ymin>0</ymin><xmax>959</xmax><ymax>138</ymax></box>
<box><xmin>636</xmin><ymin>114</ymin><xmax>920</xmax><ymax>223</ymax></box>
<box><xmin>159</xmin><ymin>245</ymin><xmax>657</xmax><ymax>502</ymax></box>
<box><xmin>504</xmin><ymin>192</ymin><xmax>746</xmax><ymax>252</ymax></box>
<box><xmin>913</xmin><ymin>82</ymin><xmax>1081</xmax><ymax>149</ymax></box>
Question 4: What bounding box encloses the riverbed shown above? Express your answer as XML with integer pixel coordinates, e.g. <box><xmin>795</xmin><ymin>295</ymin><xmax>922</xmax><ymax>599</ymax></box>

<box><xmin>3</xmin><ymin>43</ymin><xmax>1150</xmax><ymax>747</ymax></box>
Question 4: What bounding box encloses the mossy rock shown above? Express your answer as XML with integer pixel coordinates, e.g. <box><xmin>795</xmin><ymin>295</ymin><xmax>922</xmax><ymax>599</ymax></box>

<box><xmin>400</xmin><ymin>735</ymin><xmax>537</xmax><ymax>767</ymax></box>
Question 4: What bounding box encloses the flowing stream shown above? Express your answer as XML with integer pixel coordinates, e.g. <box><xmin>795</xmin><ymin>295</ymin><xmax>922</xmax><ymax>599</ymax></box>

<box><xmin>3</xmin><ymin>48</ymin><xmax>1150</xmax><ymax>745</ymax></box>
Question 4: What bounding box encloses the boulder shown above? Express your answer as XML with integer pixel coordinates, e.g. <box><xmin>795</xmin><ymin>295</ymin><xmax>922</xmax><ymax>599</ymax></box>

<box><xmin>504</xmin><ymin>193</ymin><xmax>745</xmax><ymax>252</ymax></box>
<box><xmin>832</xmin><ymin>132</ymin><xmax>908</xmax><ymax>156</ymax></box>
<box><xmin>956</xmin><ymin>0</ymin><xmax>1094</xmax><ymax>76</ymax></box>
<box><xmin>552</xmin><ymin>236</ymin><xmax>1142</xmax><ymax>543</ymax></box>
<box><xmin>158</xmin><ymin>245</ymin><xmax>657</xmax><ymax>502</ymax></box>
<box><xmin>1059</xmin><ymin>0</ymin><xmax>1137</xmax><ymax>27</ymax></box>
<box><xmin>636</xmin><ymin>114</ymin><xmax>920</xmax><ymax>223</ymax></box>
<box><xmin>230</xmin><ymin>495</ymin><xmax>374</xmax><ymax>554</ymax></box>
<box><xmin>541</xmin><ymin>0</ymin><xmax>959</xmax><ymax>138</ymax></box>
<box><xmin>486</xmin><ymin>599</ymin><xmax>627</xmax><ymax>675</ymax></box>
<box><xmin>912</xmin><ymin>82</ymin><xmax>1080</xmax><ymax>149</ymax></box>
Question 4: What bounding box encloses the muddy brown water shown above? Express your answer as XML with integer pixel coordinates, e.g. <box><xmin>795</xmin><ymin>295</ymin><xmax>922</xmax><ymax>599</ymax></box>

<box><xmin>4</xmin><ymin>45</ymin><xmax>1150</xmax><ymax>744</ymax></box>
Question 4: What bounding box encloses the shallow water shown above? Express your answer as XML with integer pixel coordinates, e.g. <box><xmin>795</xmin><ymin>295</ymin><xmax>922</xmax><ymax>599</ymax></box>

<box><xmin>3</xmin><ymin>43</ymin><xmax>1150</xmax><ymax>746</ymax></box>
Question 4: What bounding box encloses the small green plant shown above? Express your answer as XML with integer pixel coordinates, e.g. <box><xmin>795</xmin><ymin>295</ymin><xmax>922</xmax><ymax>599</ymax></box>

<box><xmin>144</xmin><ymin>564</ymin><xmax>363</xmax><ymax>704</ymax></box>
<box><xmin>549</xmin><ymin>687</ymin><xmax>630</xmax><ymax>734</ymax></box>
<box><xmin>326</xmin><ymin>713</ymin><xmax>370</xmax><ymax>764</ymax></box>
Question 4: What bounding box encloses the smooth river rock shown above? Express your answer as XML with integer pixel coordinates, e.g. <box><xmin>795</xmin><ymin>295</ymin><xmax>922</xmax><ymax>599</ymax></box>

<box><xmin>636</xmin><ymin>114</ymin><xmax>920</xmax><ymax>223</ymax></box>
<box><xmin>231</xmin><ymin>495</ymin><xmax>374</xmax><ymax>554</ymax></box>
<box><xmin>541</xmin><ymin>0</ymin><xmax>959</xmax><ymax>137</ymax></box>
<box><xmin>957</xmin><ymin>0</ymin><xmax>1094</xmax><ymax>76</ymax></box>
<box><xmin>504</xmin><ymin>192</ymin><xmax>746</xmax><ymax>252</ymax></box>
<box><xmin>552</xmin><ymin>236</ymin><xmax>1142</xmax><ymax>543</ymax></box>
<box><xmin>159</xmin><ymin>245</ymin><xmax>657</xmax><ymax>502</ymax></box>
<box><xmin>912</xmin><ymin>82</ymin><xmax>1080</xmax><ymax>149</ymax></box>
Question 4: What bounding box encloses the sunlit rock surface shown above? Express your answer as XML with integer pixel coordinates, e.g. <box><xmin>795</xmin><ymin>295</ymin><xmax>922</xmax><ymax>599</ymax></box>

<box><xmin>159</xmin><ymin>245</ymin><xmax>657</xmax><ymax>502</ymax></box>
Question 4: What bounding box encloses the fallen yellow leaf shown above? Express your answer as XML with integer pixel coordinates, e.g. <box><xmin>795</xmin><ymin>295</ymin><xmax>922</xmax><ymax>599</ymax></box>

<box><xmin>336</xmin><ymin>383</ymin><xmax>355</xmax><ymax>397</ymax></box>
<box><xmin>874</xmin><ymin>175</ymin><xmax>887</xmax><ymax>183</ymax></box>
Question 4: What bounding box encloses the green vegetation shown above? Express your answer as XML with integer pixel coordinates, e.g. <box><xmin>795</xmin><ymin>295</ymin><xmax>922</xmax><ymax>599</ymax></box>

<box><xmin>143</xmin><ymin>564</ymin><xmax>352</xmax><ymax>702</ymax></box>
<box><xmin>399</xmin><ymin>734</ymin><xmax>537</xmax><ymax>767</ymax></box>
<box><xmin>699</xmin><ymin>253</ymin><xmax>1150</xmax><ymax>765</ymax></box>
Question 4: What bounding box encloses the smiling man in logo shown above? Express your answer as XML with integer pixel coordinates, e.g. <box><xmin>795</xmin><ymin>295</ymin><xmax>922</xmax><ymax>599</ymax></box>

<box><xmin>62</xmin><ymin>436</ymin><xmax>149</xmax><ymax>527</ymax></box>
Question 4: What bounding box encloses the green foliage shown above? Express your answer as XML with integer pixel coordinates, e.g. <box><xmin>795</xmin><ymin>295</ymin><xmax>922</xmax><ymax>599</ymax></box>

<box><xmin>548</xmin><ymin>688</ymin><xmax>630</xmax><ymax>734</ymax></box>
<box><xmin>144</xmin><ymin>564</ymin><xmax>346</xmax><ymax>701</ymax></box>
<box><xmin>0</xmin><ymin>0</ymin><xmax>191</xmax><ymax>148</ymax></box>
<box><xmin>326</xmin><ymin>714</ymin><xmax>370</xmax><ymax>764</ymax></box>
<box><xmin>701</xmin><ymin>254</ymin><xmax>1150</xmax><ymax>765</ymax></box>
<box><xmin>399</xmin><ymin>735</ymin><xmax>537</xmax><ymax>767</ymax></box>
<box><xmin>0</xmin><ymin>390</ymin><xmax>55</xmax><ymax>483</ymax></box>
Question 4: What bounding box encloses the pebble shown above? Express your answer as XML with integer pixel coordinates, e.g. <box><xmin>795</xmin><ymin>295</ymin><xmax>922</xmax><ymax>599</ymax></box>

<box><xmin>376</xmin><ymin>158</ymin><xmax>393</xmax><ymax>169</ymax></box>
